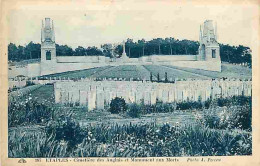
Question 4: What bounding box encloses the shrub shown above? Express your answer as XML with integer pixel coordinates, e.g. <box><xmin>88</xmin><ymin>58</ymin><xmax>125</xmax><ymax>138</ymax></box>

<box><xmin>154</xmin><ymin>102</ymin><xmax>176</xmax><ymax>113</ymax></box>
<box><xmin>197</xmin><ymin>104</ymin><xmax>251</xmax><ymax>131</ymax></box>
<box><xmin>109</xmin><ymin>97</ymin><xmax>127</xmax><ymax>114</ymax></box>
<box><xmin>217</xmin><ymin>96</ymin><xmax>251</xmax><ymax>107</ymax></box>
<box><xmin>204</xmin><ymin>99</ymin><xmax>212</xmax><ymax>109</ymax></box>
<box><xmin>46</xmin><ymin>113</ymin><xmax>86</xmax><ymax>151</ymax></box>
<box><xmin>176</xmin><ymin>101</ymin><xmax>203</xmax><ymax>110</ymax></box>
<box><xmin>233</xmin><ymin>104</ymin><xmax>252</xmax><ymax>130</ymax></box>
<box><xmin>8</xmin><ymin>98</ymin><xmax>53</xmax><ymax>127</ymax></box>
<box><xmin>127</xmin><ymin>103</ymin><xmax>142</xmax><ymax>118</ymax></box>
<box><xmin>125</xmin><ymin>102</ymin><xmax>177</xmax><ymax>117</ymax></box>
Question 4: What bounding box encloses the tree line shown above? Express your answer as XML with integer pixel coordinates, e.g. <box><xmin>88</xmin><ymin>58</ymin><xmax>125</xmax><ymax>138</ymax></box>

<box><xmin>8</xmin><ymin>37</ymin><xmax>251</xmax><ymax>67</ymax></box>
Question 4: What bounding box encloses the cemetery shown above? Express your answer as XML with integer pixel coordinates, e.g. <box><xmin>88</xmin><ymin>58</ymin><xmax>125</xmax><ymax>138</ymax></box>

<box><xmin>7</xmin><ymin>17</ymin><xmax>253</xmax><ymax>158</ymax></box>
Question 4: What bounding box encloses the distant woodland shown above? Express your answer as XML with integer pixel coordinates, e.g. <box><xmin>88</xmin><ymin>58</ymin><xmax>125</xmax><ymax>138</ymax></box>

<box><xmin>8</xmin><ymin>37</ymin><xmax>251</xmax><ymax>67</ymax></box>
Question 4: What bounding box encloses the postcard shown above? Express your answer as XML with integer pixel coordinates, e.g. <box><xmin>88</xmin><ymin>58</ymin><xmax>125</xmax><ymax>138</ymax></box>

<box><xmin>1</xmin><ymin>0</ymin><xmax>259</xmax><ymax>165</ymax></box>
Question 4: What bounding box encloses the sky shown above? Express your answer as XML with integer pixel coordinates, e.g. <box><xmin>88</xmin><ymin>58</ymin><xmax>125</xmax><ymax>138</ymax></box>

<box><xmin>7</xmin><ymin>0</ymin><xmax>258</xmax><ymax>49</ymax></box>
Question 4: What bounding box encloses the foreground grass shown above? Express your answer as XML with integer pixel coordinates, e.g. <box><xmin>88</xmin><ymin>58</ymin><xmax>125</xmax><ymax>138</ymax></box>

<box><xmin>8</xmin><ymin>122</ymin><xmax>251</xmax><ymax>158</ymax></box>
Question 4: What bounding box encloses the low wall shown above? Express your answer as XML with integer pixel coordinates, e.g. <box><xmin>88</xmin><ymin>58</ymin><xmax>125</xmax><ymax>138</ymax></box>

<box><xmin>57</xmin><ymin>56</ymin><xmax>105</xmax><ymax>63</ymax></box>
<box><xmin>170</xmin><ymin>61</ymin><xmax>221</xmax><ymax>72</ymax></box>
<box><xmin>8</xmin><ymin>54</ymin><xmax>222</xmax><ymax>78</ymax></box>
<box><xmin>54</xmin><ymin>79</ymin><xmax>252</xmax><ymax>111</ymax></box>
<box><xmin>28</xmin><ymin>63</ymin><xmax>41</xmax><ymax>77</ymax></box>
<box><xmin>149</xmin><ymin>55</ymin><xmax>197</xmax><ymax>62</ymax></box>
<box><xmin>8</xmin><ymin>66</ymin><xmax>28</xmax><ymax>78</ymax></box>
<box><xmin>55</xmin><ymin>63</ymin><xmax>109</xmax><ymax>74</ymax></box>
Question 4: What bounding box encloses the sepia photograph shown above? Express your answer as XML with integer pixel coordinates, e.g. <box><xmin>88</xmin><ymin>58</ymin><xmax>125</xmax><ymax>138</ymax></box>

<box><xmin>1</xmin><ymin>0</ymin><xmax>259</xmax><ymax>165</ymax></box>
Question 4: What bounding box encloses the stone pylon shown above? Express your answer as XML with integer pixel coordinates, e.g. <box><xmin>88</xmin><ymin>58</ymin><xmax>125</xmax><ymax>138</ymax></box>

<box><xmin>121</xmin><ymin>40</ymin><xmax>128</xmax><ymax>61</ymax></box>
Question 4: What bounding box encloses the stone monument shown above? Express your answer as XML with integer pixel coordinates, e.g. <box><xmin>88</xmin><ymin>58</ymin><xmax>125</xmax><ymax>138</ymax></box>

<box><xmin>121</xmin><ymin>40</ymin><xmax>129</xmax><ymax>61</ymax></box>
<box><xmin>40</xmin><ymin>18</ymin><xmax>57</xmax><ymax>75</ymax></box>
<box><xmin>198</xmin><ymin>20</ymin><xmax>221</xmax><ymax>62</ymax></box>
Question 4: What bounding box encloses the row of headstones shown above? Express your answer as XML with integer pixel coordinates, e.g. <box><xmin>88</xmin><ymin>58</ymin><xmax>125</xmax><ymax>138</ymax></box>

<box><xmin>57</xmin><ymin>89</ymin><xmax>211</xmax><ymax>110</ymax></box>
<box><xmin>10</xmin><ymin>76</ymin><xmax>252</xmax><ymax>82</ymax></box>
<box><xmin>54</xmin><ymin>79</ymin><xmax>252</xmax><ymax>93</ymax></box>
<box><xmin>55</xmin><ymin>82</ymin><xmax>252</xmax><ymax>110</ymax></box>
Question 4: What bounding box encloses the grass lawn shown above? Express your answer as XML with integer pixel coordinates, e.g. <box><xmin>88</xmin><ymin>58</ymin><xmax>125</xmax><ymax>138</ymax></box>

<box><xmin>71</xmin><ymin>107</ymin><xmax>197</xmax><ymax>127</ymax></box>
<box><xmin>143</xmin><ymin>65</ymin><xmax>210</xmax><ymax>80</ymax></box>
<box><xmin>41</xmin><ymin>66</ymin><xmax>112</xmax><ymax>79</ymax></box>
<box><xmin>29</xmin><ymin>84</ymin><xmax>55</xmax><ymax>104</ymax></box>
<box><xmin>38</xmin><ymin>63</ymin><xmax>251</xmax><ymax>80</ymax></box>
<box><xmin>89</xmin><ymin>65</ymin><xmax>151</xmax><ymax>80</ymax></box>
<box><xmin>165</xmin><ymin>63</ymin><xmax>252</xmax><ymax>79</ymax></box>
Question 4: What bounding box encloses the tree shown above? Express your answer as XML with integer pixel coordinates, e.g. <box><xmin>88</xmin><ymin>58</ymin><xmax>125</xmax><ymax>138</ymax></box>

<box><xmin>138</xmin><ymin>39</ymin><xmax>146</xmax><ymax>56</ymax></box>
<box><xmin>165</xmin><ymin>37</ymin><xmax>175</xmax><ymax>55</ymax></box>
<box><xmin>24</xmin><ymin>42</ymin><xmax>41</xmax><ymax>59</ymax></box>
<box><xmin>56</xmin><ymin>44</ymin><xmax>73</xmax><ymax>56</ymax></box>
<box><xmin>8</xmin><ymin>43</ymin><xmax>18</xmax><ymax>61</ymax></box>
<box><xmin>17</xmin><ymin>46</ymin><xmax>25</xmax><ymax>60</ymax></box>
<box><xmin>86</xmin><ymin>46</ymin><xmax>103</xmax><ymax>56</ymax></box>
<box><xmin>101</xmin><ymin>44</ymin><xmax>113</xmax><ymax>57</ymax></box>
<box><xmin>115</xmin><ymin>45</ymin><xmax>123</xmax><ymax>57</ymax></box>
<box><xmin>7</xmin><ymin>38</ymin><xmax>252</xmax><ymax>67</ymax></box>
<box><xmin>74</xmin><ymin>46</ymin><xmax>86</xmax><ymax>56</ymax></box>
<box><xmin>109</xmin><ymin>97</ymin><xmax>127</xmax><ymax>114</ymax></box>
<box><xmin>126</xmin><ymin>38</ymin><xmax>134</xmax><ymax>57</ymax></box>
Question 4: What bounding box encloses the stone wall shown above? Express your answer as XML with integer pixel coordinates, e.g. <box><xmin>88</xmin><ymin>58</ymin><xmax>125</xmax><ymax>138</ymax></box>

<box><xmin>56</xmin><ymin>56</ymin><xmax>105</xmax><ymax>63</ymax></box>
<box><xmin>55</xmin><ymin>63</ymin><xmax>108</xmax><ymax>73</ymax></box>
<box><xmin>8</xmin><ymin>65</ymin><xmax>28</xmax><ymax>78</ymax></box>
<box><xmin>170</xmin><ymin>60</ymin><xmax>221</xmax><ymax>72</ymax></box>
<box><xmin>28</xmin><ymin>63</ymin><xmax>41</xmax><ymax>77</ymax></box>
<box><xmin>54</xmin><ymin>79</ymin><xmax>252</xmax><ymax>111</ymax></box>
<box><xmin>149</xmin><ymin>55</ymin><xmax>197</xmax><ymax>62</ymax></box>
<box><xmin>8</xmin><ymin>53</ymin><xmax>221</xmax><ymax>78</ymax></box>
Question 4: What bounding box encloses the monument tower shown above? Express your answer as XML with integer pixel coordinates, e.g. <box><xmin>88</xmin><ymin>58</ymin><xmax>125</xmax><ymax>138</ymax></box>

<box><xmin>40</xmin><ymin>18</ymin><xmax>57</xmax><ymax>75</ymax></box>
<box><xmin>121</xmin><ymin>40</ymin><xmax>129</xmax><ymax>62</ymax></box>
<box><xmin>198</xmin><ymin>20</ymin><xmax>220</xmax><ymax>62</ymax></box>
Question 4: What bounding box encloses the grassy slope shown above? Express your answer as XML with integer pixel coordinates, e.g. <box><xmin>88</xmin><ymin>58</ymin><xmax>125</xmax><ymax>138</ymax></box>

<box><xmin>39</xmin><ymin>63</ymin><xmax>251</xmax><ymax>80</ymax></box>
<box><xmin>29</xmin><ymin>85</ymin><xmax>55</xmax><ymax>104</ymax></box>
<box><xmin>89</xmin><ymin>65</ymin><xmax>151</xmax><ymax>79</ymax></box>
<box><xmin>143</xmin><ymin>65</ymin><xmax>210</xmax><ymax>80</ymax></box>
<box><xmin>165</xmin><ymin>63</ymin><xmax>252</xmax><ymax>79</ymax></box>
<box><xmin>42</xmin><ymin>66</ymin><xmax>112</xmax><ymax>78</ymax></box>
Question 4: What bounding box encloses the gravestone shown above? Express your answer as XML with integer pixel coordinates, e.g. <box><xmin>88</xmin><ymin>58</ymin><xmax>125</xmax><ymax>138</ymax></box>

<box><xmin>96</xmin><ymin>92</ymin><xmax>104</xmax><ymax>109</ymax></box>
<box><xmin>87</xmin><ymin>90</ymin><xmax>96</xmax><ymax>111</ymax></box>
<box><xmin>79</xmin><ymin>91</ymin><xmax>88</xmax><ymax>105</ymax></box>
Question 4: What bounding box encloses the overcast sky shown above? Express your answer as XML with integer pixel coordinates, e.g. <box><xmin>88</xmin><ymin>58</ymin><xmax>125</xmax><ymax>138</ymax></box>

<box><xmin>7</xmin><ymin>1</ymin><xmax>258</xmax><ymax>49</ymax></box>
